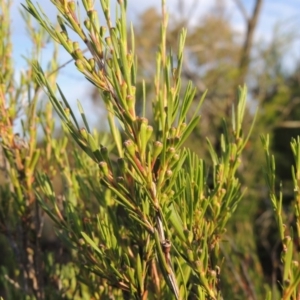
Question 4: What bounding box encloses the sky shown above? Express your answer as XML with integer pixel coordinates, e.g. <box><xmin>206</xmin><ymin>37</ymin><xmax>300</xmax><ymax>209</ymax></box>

<box><xmin>8</xmin><ymin>0</ymin><xmax>300</xmax><ymax>127</ymax></box>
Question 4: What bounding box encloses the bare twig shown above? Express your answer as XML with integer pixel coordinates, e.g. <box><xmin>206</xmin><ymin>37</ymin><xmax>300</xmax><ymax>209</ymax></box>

<box><xmin>238</xmin><ymin>0</ymin><xmax>263</xmax><ymax>83</ymax></box>
<box><xmin>233</xmin><ymin>0</ymin><xmax>249</xmax><ymax>21</ymax></box>
<box><xmin>176</xmin><ymin>0</ymin><xmax>200</xmax><ymax>28</ymax></box>
<box><xmin>46</xmin><ymin>48</ymin><xmax>88</xmax><ymax>78</ymax></box>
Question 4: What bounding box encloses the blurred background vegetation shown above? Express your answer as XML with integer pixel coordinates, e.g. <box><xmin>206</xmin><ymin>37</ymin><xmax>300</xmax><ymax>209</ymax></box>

<box><xmin>1</xmin><ymin>0</ymin><xmax>300</xmax><ymax>299</ymax></box>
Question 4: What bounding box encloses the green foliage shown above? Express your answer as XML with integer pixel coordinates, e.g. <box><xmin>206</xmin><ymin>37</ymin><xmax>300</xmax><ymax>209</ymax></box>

<box><xmin>1</xmin><ymin>0</ymin><xmax>300</xmax><ymax>299</ymax></box>
<box><xmin>262</xmin><ymin>135</ymin><xmax>300</xmax><ymax>299</ymax></box>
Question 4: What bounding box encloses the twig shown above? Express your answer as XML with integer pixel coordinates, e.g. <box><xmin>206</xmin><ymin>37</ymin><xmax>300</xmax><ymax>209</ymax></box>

<box><xmin>238</xmin><ymin>0</ymin><xmax>264</xmax><ymax>83</ymax></box>
<box><xmin>153</xmin><ymin>180</ymin><xmax>179</xmax><ymax>299</ymax></box>
<box><xmin>232</xmin><ymin>0</ymin><xmax>249</xmax><ymax>21</ymax></box>
<box><xmin>46</xmin><ymin>48</ymin><xmax>89</xmax><ymax>78</ymax></box>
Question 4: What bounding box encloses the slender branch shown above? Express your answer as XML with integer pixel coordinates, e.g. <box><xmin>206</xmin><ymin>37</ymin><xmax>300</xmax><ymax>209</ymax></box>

<box><xmin>233</xmin><ymin>0</ymin><xmax>249</xmax><ymax>21</ymax></box>
<box><xmin>46</xmin><ymin>48</ymin><xmax>88</xmax><ymax>78</ymax></box>
<box><xmin>238</xmin><ymin>0</ymin><xmax>263</xmax><ymax>84</ymax></box>
<box><xmin>176</xmin><ymin>0</ymin><xmax>200</xmax><ymax>28</ymax></box>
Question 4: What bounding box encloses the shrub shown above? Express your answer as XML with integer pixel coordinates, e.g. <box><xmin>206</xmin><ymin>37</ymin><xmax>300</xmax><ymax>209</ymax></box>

<box><xmin>0</xmin><ymin>0</ymin><xmax>299</xmax><ymax>299</ymax></box>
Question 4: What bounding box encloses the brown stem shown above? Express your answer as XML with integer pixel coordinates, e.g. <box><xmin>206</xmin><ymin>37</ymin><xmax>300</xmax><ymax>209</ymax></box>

<box><xmin>150</xmin><ymin>258</ymin><xmax>161</xmax><ymax>296</ymax></box>
<box><xmin>237</xmin><ymin>0</ymin><xmax>264</xmax><ymax>84</ymax></box>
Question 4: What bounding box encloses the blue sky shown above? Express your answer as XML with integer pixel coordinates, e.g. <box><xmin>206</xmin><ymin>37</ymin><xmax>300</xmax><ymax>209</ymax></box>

<box><xmin>9</xmin><ymin>0</ymin><xmax>300</xmax><ymax>127</ymax></box>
